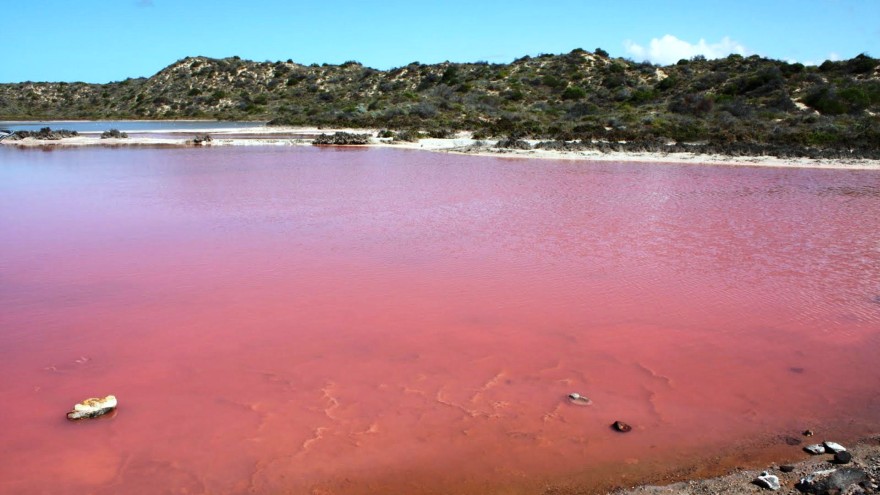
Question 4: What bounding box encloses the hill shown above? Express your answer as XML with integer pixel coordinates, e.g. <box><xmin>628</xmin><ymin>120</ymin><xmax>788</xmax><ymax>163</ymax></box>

<box><xmin>1</xmin><ymin>49</ymin><xmax>878</xmax><ymax>153</ymax></box>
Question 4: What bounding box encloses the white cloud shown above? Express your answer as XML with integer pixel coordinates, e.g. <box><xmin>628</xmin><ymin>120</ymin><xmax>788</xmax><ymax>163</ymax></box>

<box><xmin>623</xmin><ymin>35</ymin><xmax>748</xmax><ymax>65</ymax></box>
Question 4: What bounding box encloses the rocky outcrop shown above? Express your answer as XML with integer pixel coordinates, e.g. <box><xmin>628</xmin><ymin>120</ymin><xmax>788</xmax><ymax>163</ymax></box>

<box><xmin>796</xmin><ymin>467</ymin><xmax>868</xmax><ymax>494</ymax></box>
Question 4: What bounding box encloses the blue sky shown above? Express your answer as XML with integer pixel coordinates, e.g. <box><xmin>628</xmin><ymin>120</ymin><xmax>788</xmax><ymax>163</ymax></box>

<box><xmin>2</xmin><ymin>0</ymin><xmax>878</xmax><ymax>83</ymax></box>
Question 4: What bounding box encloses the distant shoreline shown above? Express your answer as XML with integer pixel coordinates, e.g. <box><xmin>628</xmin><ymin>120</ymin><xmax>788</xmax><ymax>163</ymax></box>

<box><xmin>3</xmin><ymin>126</ymin><xmax>879</xmax><ymax>171</ymax></box>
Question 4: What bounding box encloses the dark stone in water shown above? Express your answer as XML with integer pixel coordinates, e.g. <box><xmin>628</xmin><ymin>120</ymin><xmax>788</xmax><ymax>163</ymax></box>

<box><xmin>833</xmin><ymin>451</ymin><xmax>852</xmax><ymax>464</ymax></box>
<box><xmin>803</xmin><ymin>429</ymin><xmax>814</xmax><ymax>437</ymax></box>
<box><xmin>780</xmin><ymin>465</ymin><xmax>796</xmax><ymax>473</ymax></box>
<box><xmin>612</xmin><ymin>421</ymin><xmax>632</xmax><ymax>433</ymax></box>
<box><xmin>783</xmin><ymin>435</ymin><xmax>802</xmax><ymax>446</ymax></box>
<box><xmin>789</xmin><ymin>367</ymin><xmax>805</xmax><ymax>374</ymax></box>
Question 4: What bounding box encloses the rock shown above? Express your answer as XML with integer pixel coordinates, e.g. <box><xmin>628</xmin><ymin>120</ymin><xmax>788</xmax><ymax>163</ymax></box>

<box><xmin>612</xmin><ymin>421</ymin><xmax>632</xmax><ymax>433</ymax></box>
<box><xmin>67</xmin><ymin>395</ymin><xmax>117</xmax><ymax>420</ymax></box>
<box><xmin>754</xmin><ymin>471</ymin><xmax>781</xmax><ymax>490</ymax></box>
<box><xmin>780</xmin><ymin>465</ymin><xmax>796</xmax><ymax>473</ymax></box>
<box><xmin>796</xmin><ymin>467</ymin><xmax>868</xmax><ymax>494</ymax></box>
<box><xmin>823</xmin><ymin>441</ymin><xmax>846</xmax><ymax>453</ymax></box>
<box><xmin>803</xmin><ymin>429</ymin><xmax>814</xmax><ymax>437</ymax></box>
<box><xmin>804</xmin><ymin>444</ymin><xmax>826</xmax><ymax>455</ymax></box>
<box><xmin>833</xmin><ymin>451</ymin><xmax>852</xmax><ymax>464</ymax></box>
<box><xmin>567</xmin><ymin>392</ymin><xmax>592</xmax><ymax>406</ymax></box>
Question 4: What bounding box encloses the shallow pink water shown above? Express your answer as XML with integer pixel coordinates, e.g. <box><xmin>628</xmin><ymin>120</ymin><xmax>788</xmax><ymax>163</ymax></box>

<box><xmin>1</xmin><ymin>146</ymin><xmax>879</xmax><ymax>494</ymax></box>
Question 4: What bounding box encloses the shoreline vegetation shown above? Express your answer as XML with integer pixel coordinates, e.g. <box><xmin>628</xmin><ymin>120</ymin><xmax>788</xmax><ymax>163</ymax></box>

<box><xmin>3</xmin><ymin>126</ymin><xmax>879</xmax><ymax>170</ymax></box>
<box><xmin>1</xmin><ymin>49</ymin><xmax>878</xmax><ymax>159</ymax></box>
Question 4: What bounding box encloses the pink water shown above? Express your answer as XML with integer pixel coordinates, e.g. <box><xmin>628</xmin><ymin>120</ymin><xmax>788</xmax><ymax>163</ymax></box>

<box><xmin>1</xmin><ymin>146</ymin><xmax>879</xmax><ymax>494</ymax></box>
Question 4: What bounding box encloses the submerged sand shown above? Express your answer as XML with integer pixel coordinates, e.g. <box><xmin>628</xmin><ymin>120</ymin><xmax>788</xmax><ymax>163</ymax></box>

<box><xmin>3</xmin><ymin>126</ymin><xmax>879</xmax><ymax>170</ymax></box>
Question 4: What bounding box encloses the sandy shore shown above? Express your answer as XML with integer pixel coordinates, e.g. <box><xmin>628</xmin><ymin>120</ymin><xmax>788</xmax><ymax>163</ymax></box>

<box><xmin>3</xmin><ymin>126</ymin><xmax>879</xmax><ymax>170</ymax></box>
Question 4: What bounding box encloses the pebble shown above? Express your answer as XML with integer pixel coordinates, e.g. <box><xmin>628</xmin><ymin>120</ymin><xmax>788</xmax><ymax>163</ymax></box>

<box><xmin>823</xmin><ymin>441</ymin><xmax>846</xmax><ymax>453</ymax></box>
<box><xmin>803</xmin><ymin>429</ymin><xmax>814</xmax><ymax>437</ymax></box>
<box><xmin>754</xmin><ymin>471</ymin><xmax>781</xmax><ymax>491</ymax></box>
<box><xmin>567</xmin><ymin>392</ymin><xmax>593</xmax><ymax>406</ymax></box>
<box><xmin>833</xmin><ymin>451</ymin><xmax>852</xmax><ymax>464</ymax></box>
<box><xmin>612</xmin><ymin>421</ymin><xmax>632</xmax><ymax>433</ymax></box>
<box><xmin>780</xmin><ymin>465</ymin><xmax>796</xmax><ymax>473</ymax></box>
<box><xmin>804</xmin><ymin>444</ymin><xmax>826</xmax><ymax>455</ymax></box>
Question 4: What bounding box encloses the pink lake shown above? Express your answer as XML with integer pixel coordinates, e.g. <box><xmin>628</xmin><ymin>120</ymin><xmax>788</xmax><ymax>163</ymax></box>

<box><xmin>1</xmin><ymin>146</ymin><xmax>879</xmax><ymax>494</ymax></box>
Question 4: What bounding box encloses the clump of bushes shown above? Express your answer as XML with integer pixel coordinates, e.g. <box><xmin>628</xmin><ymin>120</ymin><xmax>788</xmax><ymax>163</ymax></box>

<box><xmin>495</xmin><ymin>136</ymin><xmax>532</xmax><ymax>150</ymax></box>
<box><xmin>101</xmin><ymin>129</ymin><xmax>128</xmax><ymax>139</ymax></box>
<box><xmin>11</xmin><ymin>127</ymin><xmax>78</xmax><ymax>140</ymax></box>
<box><xmin>190</xmin><ymin>134</ymin><xmax>212</xmax><ymax>145</ymax></box>
<box><xmin>312</xmin><ymin>131</ymin><xmax>370</xmax><ymax>145</ymax></box>
<box><xmin>393</xmin><ymin>130</ymin><xmax>423</xmax><ymax>142</ymax></box>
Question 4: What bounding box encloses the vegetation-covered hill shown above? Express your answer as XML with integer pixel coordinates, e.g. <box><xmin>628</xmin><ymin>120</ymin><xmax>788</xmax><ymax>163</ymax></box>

<box><xmin>1</xmin><ymin>49</ymin><xmax>878</xmax><ymax>152</ymax></box>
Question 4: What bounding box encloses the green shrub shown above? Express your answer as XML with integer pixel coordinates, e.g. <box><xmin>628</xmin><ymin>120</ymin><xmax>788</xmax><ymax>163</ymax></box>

<box><xmin>101</xmin><ymin>129</ymin><xmax>128</xmax><ymax>139</ymax></box>
<box><xmin>541</xmin><ymin>75</ymin><xmax>565</xmax><ymax>89</ymax></box>
<box><xmin>803</xmin><ymin>85</ymin><xmax>868</xmax><ymax>115</ymax></box>
<box><xmin>561</xmin><ymin>86</ymin><xmax>587</xmax><ymax>100</ymax></box>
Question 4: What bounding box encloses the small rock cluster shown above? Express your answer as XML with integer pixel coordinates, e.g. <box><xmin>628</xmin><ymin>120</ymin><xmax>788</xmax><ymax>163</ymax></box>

<box><xmin>748</xmin><ymin>439</ymin><xmax>878</xmax><ymax>493</ymax></box>
<box><xmin>804</xmin><ymin>441</ymin><xmax>850</xmax><ymax>462</ymax></box>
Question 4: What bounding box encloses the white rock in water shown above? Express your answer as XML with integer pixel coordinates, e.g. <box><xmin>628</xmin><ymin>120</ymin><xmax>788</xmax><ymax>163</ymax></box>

<box><xmin>804</xmin><ymin>443</ymin><xmax>826</xmax><ymax>455</ymax></box>
<box><xmin>67</xmin><ymin>395</ymin><xmax>117</xmax><ymax>420</ymax></box>
<box><xmin>754</xmin><ymin>471</ymin><xmax>781</xmax><ymax>491</ymax></box>
<box><xmin>823</xmin><ymin>441</ymin><xmax>846</xmax><ymax>453</ymax></box>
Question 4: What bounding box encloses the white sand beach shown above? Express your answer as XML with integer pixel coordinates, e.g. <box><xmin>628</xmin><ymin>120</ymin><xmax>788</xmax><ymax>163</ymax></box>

<box><xmin>3</xmin><ymin>126</ymin><xmax>879</xmax><ymax>171</ymax></box>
